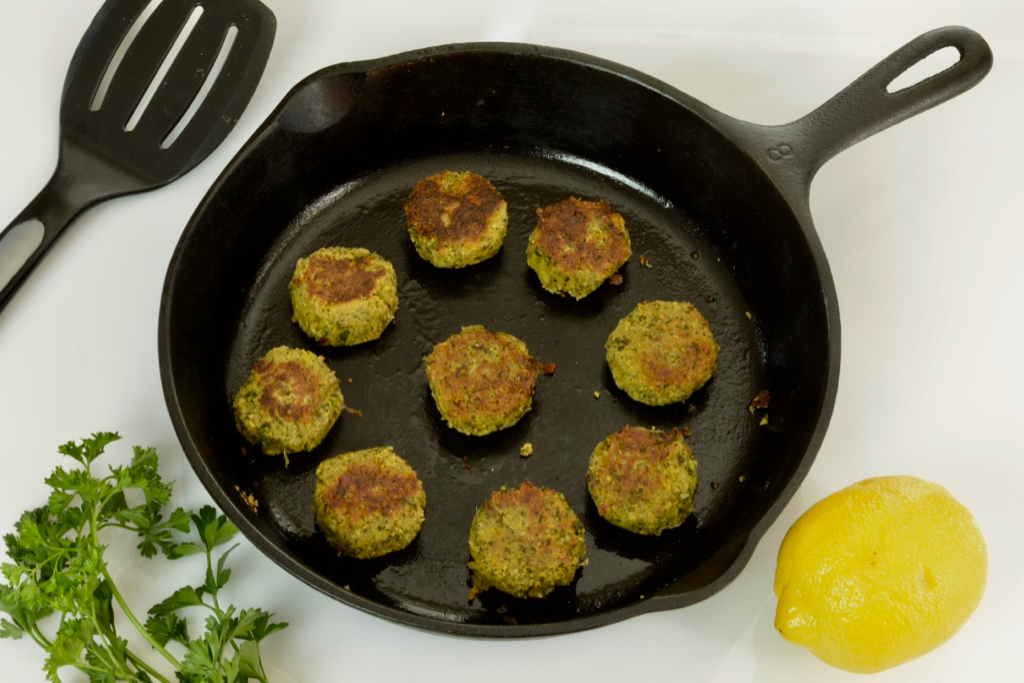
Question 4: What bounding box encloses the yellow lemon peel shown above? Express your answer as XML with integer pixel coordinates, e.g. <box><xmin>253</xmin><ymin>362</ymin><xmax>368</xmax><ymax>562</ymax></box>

<box><xmin>774</xmin><ymin>475</ymin><xmax>986</xmax><ymax>673</ymax></box>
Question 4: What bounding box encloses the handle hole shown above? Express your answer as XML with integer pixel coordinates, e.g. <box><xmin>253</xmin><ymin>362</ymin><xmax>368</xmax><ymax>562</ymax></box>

<box><xmin>0</xmin><ymin>220</ymin><xmax>45</xmax><ymax>293</ymax></box>
<box><xmin>886</xmin><ymin>46</ymin><xmax>961</xmax><ymax>94</ymax></box>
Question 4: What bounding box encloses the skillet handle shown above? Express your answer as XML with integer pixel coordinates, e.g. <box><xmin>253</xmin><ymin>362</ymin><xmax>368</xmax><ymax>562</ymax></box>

<box><xmin>761</xmin><ymin>26</ymin><xmax>992</xmax><ymax>191</ymax></box>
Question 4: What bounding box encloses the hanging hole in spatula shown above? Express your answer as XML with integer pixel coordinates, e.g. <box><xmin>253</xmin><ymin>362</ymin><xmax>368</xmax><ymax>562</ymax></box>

<box><xmin>887</xmin><ymin>46</ymin><xmax>961</xmax><ymax>93</ymax></box>
<box><xmin>0</xmin><ymin>222</ymin><xmax>44</xmax><ymax>292</ymax></box>
<box><xmin>0</xmin><ymin>0</ymin><xmax>276</xmax><ymax>317</ymax></box>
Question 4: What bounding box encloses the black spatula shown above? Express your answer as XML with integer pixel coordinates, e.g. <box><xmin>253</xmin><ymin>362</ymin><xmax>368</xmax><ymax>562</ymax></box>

<box><xmin>0</xmin><ymin>0</ymin><xmax>276</xmax><ymax>314</ymax></box>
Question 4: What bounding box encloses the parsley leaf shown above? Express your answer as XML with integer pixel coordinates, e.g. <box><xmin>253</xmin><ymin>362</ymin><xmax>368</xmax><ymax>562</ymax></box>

<box><xmin>0</xmin><ymin>433</ymin><xmax>287</xmax><ymax>682</ymax></box>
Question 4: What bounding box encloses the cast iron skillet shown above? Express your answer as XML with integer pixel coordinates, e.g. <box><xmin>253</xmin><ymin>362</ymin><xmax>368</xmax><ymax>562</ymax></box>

<box><xmin>159</xmin><ymin>27</ymin><xmax>991</xmax><ymax>636</ymax></box>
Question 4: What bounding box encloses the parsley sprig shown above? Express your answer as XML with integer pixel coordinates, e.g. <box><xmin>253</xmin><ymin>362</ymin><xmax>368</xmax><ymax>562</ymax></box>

<box><xmin>0</xmin><ymin>433</ymin><xmax>286</xmax><ymax>682</ymax></box>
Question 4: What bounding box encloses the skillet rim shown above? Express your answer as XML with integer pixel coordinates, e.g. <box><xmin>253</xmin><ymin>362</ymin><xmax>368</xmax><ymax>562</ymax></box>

<box><xmin>158</xmin><ymin>40</ymin><xmax>841</xmax><ymax>637</ymax></box>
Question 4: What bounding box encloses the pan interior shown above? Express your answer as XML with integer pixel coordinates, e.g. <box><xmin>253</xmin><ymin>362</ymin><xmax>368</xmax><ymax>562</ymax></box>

<box><xmin>162</xmin><ymin>47</ymin><xmax>833</xmax><ymax>634</ymax></box>
<box><xmin>226</xmin><ymin>151</ymin><xmax>765</xmax><ymax>626</ymax></box>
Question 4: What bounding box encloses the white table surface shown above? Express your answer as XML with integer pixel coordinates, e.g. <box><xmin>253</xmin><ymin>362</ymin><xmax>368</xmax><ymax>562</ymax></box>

<box><xmin>1</xmin><ymin>1</ymin><xmax>1022</xmax><ymax>681</ymax></box>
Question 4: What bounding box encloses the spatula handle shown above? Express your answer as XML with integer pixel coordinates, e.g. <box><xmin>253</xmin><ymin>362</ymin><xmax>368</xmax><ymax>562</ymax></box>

<box><xmin>0</xmin><ymin>136</ymin><xmax>148</xmax><ymax>316</ymax></box>
<box><xmin>0</xmin><ymin>173</ymin><xmax>91</xmax><ymax>315</ymax></box>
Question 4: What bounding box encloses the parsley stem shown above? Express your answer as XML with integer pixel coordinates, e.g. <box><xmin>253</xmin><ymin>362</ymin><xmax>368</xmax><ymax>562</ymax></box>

<box><xmin>24</xmin><ymin>624</ymin><xmax>51</xmax><ymax>651</ymax></box>
<box><xmin>98</xmin><ymin>564</ymin><xmax>183</xmax><ymax>672</ymax></box>
<box><xmin>87</xmin><ymin>503</ymin><xmax>182</xmax><ymax>673</ymax></box>
<box><xmin>206</xmin><ymin>548</ymin><xmax>223</xmax><ymax>614</ymax></box>
<box><xmin>125</xmin><ymin>647</ymin><xmax>173</xmax><ymax>683</ymax></box>
<box><xmin>85</xmin><ymin>614</ymin><xmax>122</xmax><ymax>673</ymax></box>
<box><xmin>69</xmin><ymin>660</ymin><xmax>115</xmax><ymax>677</ymax></box>
<box><xmin>83</xmin><ymin>608</ymin><xmax>166</xmax><ymax>683</ymax></box>
<box><xmin>2</xmin><ymin>436</ymin><xmax>287</xmax><ymax>682</ymax></box>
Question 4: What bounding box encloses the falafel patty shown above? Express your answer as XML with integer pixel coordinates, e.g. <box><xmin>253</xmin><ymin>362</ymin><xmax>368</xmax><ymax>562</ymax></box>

<box><xmin>314</xmin><ymin>446</ymin><xmax>426</xmax><ymax>559</ymax></box>
<box><xmin>526</xmin><ymin>196</ymin><xmax>632</xmax><ymax>299</ymax></box>
<box><xmin>605</xmin><ymin>300</ymin><xmax>719</xmax><ymax>405</ymax></box>
<box><xmin>468</xmin><ymin>481</ymin><xmax>587</xmax><ymax>599</ymax></box>
<box><xmin>587</xmin><ymin>426</ymin><xmax>699</xmax><ymax>535</ymax></box>
<box><xmin>425</xmin><ymin>325</ymin><xmax>541</xmax><ymax>436</ymax></box>
<box><xmin>405</xmin><ymin>170</ymin><xmax>508</xmax><ymax>268</ymax></box>
<box><xmin>233</xmin><ymin>346</ymin><xmax>344</xmax><ymax>455</ymax></box>
<box><xmin>289</xmin><ymin>246</ymin><xmax>398</xmax><ymax>346</ymax></box>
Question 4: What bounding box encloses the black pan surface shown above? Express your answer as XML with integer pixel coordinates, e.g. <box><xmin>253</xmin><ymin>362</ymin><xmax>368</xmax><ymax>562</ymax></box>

<box><xmin>160</xmin><ymin>30</ymin><xmax>991</xmax><ymax>636</ymax></box>
<box><xmin>229</xmin><ymin>151</ymin><xmax>769</xmax><ymax>625</ymax></box>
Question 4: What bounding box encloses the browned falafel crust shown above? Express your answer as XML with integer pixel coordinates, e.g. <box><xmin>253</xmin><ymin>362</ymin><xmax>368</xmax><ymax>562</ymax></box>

<box><xmin>314</xmin><ymin>447</ymin><xmax>426</xmax><ymax>559</ymax></box>
<box><xmin>468</xmin><ymin>481</ymin><xmax>587</xmax><ymax>599</ymax></box>
<box><xmin>289</xmin><ymin>247</ymin><xmax>398</xmax><ymax>346</ymax></box>
<box><xmin>405</xmin><ymin>171</ymin><xmax>508</xmax><ymax>268</ymax></box>
<box><xmin>587</xmin><ymin>426</ymin><xmax>699</xmax><ymax>535</ymax></box>
<box><xmin>299</xmin><ymin>249</ymin><xmax>387</xmax><ymax>302</ymax></box>
<box><xmin>425</xmin><ymin>326</ymin><xmax>542</xmax><ymax>436</ymax></box>
<box><xmin>605</xmin><ymin>300</ymin><xmax>719</xmax><ymax>405</ymax></box>
<box><xmin>526</xmin><ymin>197</ymin><xmax>632</xmax><ymax>299</ymax></box>
<box><xmin>232</xmin><ymin>346</ymin><xmax>344</xmax><ymax>456</ymax></box>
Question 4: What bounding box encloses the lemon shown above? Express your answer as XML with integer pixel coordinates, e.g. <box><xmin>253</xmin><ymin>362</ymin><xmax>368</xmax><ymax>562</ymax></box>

<box><xmin>773</xmin><ymin>475</ymin><xmax>987</xmax><ymax>673</ymax></box>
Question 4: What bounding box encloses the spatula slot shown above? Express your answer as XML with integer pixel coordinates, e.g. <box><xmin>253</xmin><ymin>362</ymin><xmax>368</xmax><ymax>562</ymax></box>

<box><xmin>125</xmin><ymin>5</ymin><xmax>205</xmax><ymax>133</ymax></box>
<box><xmin>0</xmin><ymin>0</ymin><xmax>276</xmax><ymax>317</ymax></box>
<box><xmin>90</xmin><ymin>0</ymin><xmax>166</xmax><ymax>112</ymax></box>
<box><xmin>162</xmin><ymin>24</ymin><xmax>239</xmax><ymax>149</ymax></box>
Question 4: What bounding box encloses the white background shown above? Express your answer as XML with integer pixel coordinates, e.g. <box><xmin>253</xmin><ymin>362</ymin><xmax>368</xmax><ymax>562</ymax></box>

<box><xmin>1</xmin><ymin>1</ymin><xmax>1022</xmax><ymax>681</ymax></box>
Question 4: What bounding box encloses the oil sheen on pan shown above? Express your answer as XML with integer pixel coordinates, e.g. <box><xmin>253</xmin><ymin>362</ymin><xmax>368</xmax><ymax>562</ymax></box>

<box><xmin>222</xmin><ymin>151</ymin><xmax>767</xmax><ymax>628</ymax></box>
